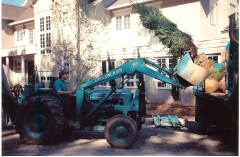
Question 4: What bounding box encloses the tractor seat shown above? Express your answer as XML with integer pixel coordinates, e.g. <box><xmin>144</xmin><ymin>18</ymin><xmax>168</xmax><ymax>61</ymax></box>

<box><xmin>37</xmin><ymin>77</ymin><xmax>58</xmax><ymax>92</ymax></box>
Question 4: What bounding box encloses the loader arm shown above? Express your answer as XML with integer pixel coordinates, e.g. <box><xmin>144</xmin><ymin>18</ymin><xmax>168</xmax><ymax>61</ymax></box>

<box><xmin>81</xmin><ymin>57</ymin><xmax>181</xmax><ymax>89</ymax></box>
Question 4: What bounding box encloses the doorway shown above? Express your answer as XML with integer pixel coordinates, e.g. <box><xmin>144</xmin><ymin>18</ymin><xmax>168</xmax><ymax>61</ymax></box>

<box><xmin>28</xmin><ymin>60</ymin><xmax>35</xmax><ymax>85</ymax></box>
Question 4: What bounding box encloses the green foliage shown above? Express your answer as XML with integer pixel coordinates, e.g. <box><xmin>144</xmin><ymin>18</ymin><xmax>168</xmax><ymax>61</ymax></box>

<box><xmin>132</xmin><ymin>2</ymin><xmax>197</xmax><ymax>58</ymax></box>
<box><xmin>208</xmin><ymin>61</ymin><xmax>227</xmax><ymax>81</ymax></box>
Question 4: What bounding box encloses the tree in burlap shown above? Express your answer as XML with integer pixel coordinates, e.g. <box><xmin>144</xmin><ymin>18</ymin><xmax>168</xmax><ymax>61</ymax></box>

<box><xmin>131</xmin><ymin>2</ymin><xmax>197</xmax><ymax>58</ymax></box>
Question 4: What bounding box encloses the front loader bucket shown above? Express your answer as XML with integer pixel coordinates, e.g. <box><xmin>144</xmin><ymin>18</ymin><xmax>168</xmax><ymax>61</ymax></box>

<box><xmin>176</xmin><ymin>53</ymin><xmax>214</xmax><ymax>86</ymax></box>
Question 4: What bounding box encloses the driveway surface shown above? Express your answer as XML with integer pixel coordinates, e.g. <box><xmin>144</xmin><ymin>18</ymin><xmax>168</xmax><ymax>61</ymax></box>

<box><xmin>2</xmin><ymin>118</ymin><xmax>238</xmax><ymax>156</ymax></box>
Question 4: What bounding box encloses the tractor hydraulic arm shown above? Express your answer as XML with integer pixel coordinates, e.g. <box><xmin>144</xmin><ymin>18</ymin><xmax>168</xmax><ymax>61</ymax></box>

<box><xmin>81</xmin><ymin>57</ymin><xmax>182</xmax><ymax>90</ymax></box>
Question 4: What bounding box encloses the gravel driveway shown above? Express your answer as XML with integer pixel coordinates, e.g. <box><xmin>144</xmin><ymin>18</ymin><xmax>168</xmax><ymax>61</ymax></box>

<box><xmin>2</xmin><ymin>118</ymin><xmax>238</xmax><ymax>156</ymax></box>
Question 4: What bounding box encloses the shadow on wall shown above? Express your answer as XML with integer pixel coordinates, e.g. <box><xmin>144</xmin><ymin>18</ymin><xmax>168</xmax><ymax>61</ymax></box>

<box><xmin>200</xmin><ymin>0</ymin><xmax>210</xmax><ymax>17</ymax></box>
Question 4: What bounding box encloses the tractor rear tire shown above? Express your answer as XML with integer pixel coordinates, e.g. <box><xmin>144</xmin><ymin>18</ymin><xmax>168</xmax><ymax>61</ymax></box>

<box><xmin>104</xmin><ymin>115</ymin><xmax>138</xmax><ymax>149</ymax></box>
<box><xmin>14</xmin><ymin>96</ymin><xmax>64</xmax><ymax>145</ymax></box>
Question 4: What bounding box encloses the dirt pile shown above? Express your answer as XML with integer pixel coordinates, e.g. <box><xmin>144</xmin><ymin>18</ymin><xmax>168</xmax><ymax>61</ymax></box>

<box><xmin>146</xmin><ymin>102</ymin><xmax>195</xmax><ymax>120</ymax></box>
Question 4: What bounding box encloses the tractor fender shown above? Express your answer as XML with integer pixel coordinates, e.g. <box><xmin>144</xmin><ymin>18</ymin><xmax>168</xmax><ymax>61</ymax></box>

<box><xmin>23</xmin><ymin>91</ymin><xmax>64</xmax><ymax>108</ymax></box>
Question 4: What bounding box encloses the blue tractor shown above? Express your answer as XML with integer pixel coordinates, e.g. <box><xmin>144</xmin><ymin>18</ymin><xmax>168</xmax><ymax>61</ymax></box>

<box><xmin>2</xmin><ymin>53</ymin><xmax>211</xmax><ymax>148</ymax></box>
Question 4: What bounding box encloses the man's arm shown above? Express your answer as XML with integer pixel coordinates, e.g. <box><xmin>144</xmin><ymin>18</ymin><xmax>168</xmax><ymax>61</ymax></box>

<box><xmin>56</xmin><ymin>90</ymin><xmax>75</xmax><ymax>95</ymax></box>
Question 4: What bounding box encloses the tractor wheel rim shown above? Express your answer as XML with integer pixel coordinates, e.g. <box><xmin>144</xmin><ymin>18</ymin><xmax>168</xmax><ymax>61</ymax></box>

<box><xmin>113</xmin><ymin>125</ymin><xmax>129</xmax><ymax>139</ymax></box>
<box><xmin>26</xmin><ymin>113</ymin><xmax>48</xmax><ymax>133</ymax></box>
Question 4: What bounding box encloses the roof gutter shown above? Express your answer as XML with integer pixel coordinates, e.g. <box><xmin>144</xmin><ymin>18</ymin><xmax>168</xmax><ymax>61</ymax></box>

<box><xmin>9</xmin><ymin>18</ymin><xmax>34</xmax><ymax>26</ymax></box>
<box><xmin>106</xmin><ymin>0</ymin><xmax>156</xmax><ymax>10</ymax></box>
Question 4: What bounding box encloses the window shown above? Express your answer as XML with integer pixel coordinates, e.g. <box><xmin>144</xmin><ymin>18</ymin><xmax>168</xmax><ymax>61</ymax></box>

<box><xmin>157</xmin><ymin>58</ymin><xmax>174</xmax><ymax>70</ymax></box>
<box><xmin>29</xmin><ymin>29</ymin><xmax>34</xmax><ymax>44</ymax></box>
<box><xmin>40</xmin><ymin>17</ymin><xmax>44</xmax><ymax>31</ymax></box>
<box><xmin>46</xmin><ymin>33</ymin><xmax>51</xmax><ymax>53</ymax></box>
<box><xmin>116</xmin><ymin>15</ymin><xmax>130</xmax><ymax>30</ymax></box>
<box><xmin>17</xmin><ymin>30</ymin><xmax>20</xmax><ymax>41</ymax></box>
<box><xmin>40</xmin><ymin>34</ymin><xmax>45</xmax><ymax>54</ymax></box>
<box><xmin>122</xmin><ymin>60</ymin><xmax>139</xmax><ymax>88</ymax></box>
<box><xmin>154</xmin><ymin>57</ymin><xmax>174</xmax><ymax>89</ymax></box>
<box><xmin>46</xmin><ymin>16</ymin><xmax>51</xmax><ymax>30</ymax></box>
<box><xmin>41</xmin><ymin>76</ymin><xmax>52</xmax><ymax>82</ymax></box>
<box><xmin>209</xmin><ymin>0</ymin><xmax>216</xmax><ymax>25</ymax></box>
<box><xmin>100</xmin><ymin>60</ymin><xmax>115</xmax><ymax>87</ymax></box>
<box><xmin>64</xmin><ymin>56</ymin><xmax>70</xmax><ymax>71</ymax></box>
<box><xmin>63</xmin><ymin>12</ymin><xmax>69</xmax><ymax>27</ymax></box>
<box><xmin>116</xmin><ymin>16</ymin><xmax>122</xmax><ymax>30</ymax></box>
<box><xmin>17</xmin><ymin>30</ymin><xmax>24</xmax><ymax>41</ymax></box>
<box><xmin>39</xmin><ymin>16</ymin><xmax>51</xmax><ymax>54</ymax></box>
<box><xmin>207</xmin><ymin>54</ymin><xmax>220</xmax><ymax>63</ymax></box>
<box><xmin>124</xmin><ymin>15</ymin><xmax>130</xmax><ymax>29</ymax></box>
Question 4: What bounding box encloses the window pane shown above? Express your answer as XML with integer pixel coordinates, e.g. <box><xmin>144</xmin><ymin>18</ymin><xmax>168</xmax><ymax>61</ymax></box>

<box><xmin>111</xmin><ymin>61</ymin><xmax>115</xmax><ymax>69</ymax></box>
<box><xmin>46</xmin><ymin>16</ymin><xmax>51</xmax><ymax>30</ymax></box>
<box><xmin>40</xmin><ymin>17</ymin><xmax>44</xmax><ymax>31</ymax></box>
<box><xmin>208</xmin><ymin>55</ymin><xmax>218</xmax><ymax>63</ymax></box>
<box><xmin>40</xmin><ymin>34</ymin><xmax>45</xmax><ymax>54</ymax></box>
<box><xmin>20</xmin><ymin>30</ymin><xmax>24</xmax><ymax>41</ymax></box>
<box><xmin>29</xmin><ymin>29</ymin><xmax>33</xmax><ymax>44</ymax></box>
<box><xmin>127</xmin><ymin>82</ymin><xmax>134</xmax><ymax>86</ymax></box>
<box><xmin>169</xmin><ymin>58</ymin><xmax>174</xmax><ymax>69</ymax></box>
<box><xmin>17</xmin><ymin>31</ymin><xmax>20</xmax><ymax>41</ymax></box>
<box><xmin>46</xmin><ymin>33</ymin><xmax>51</xmax><ymax>47</ymax></box>
<box><xmin>209</xmin><ymin>4</ymin><xmax>215</xmax><ymax>24</ymax></box>
<box><xmin>157</xmin><ymin>82</ymin><xmax>166</xmax><ymax>87</ymax></box>
<box><xmin>124</xmin><ymin>15</ymin><xmax>130</xmax><ymax>29</ymax></box>
<box><xmin>116</xmin><ymin>16</ymin><xmax>122</xmax><ymax>30</ymax></box>
<box><xmin>158</xmin><ymin>59</ymin><xmax>166</xmax><ymax>68</ymax></box>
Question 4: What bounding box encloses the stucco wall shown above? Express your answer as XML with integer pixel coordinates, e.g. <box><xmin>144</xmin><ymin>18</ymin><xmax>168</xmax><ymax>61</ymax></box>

<box><xmin>34</xmin><ymin>0</ymin><xmax>53</xmax><ymax>79</ymax></box>
<box><xmin>2</xmin><ymin>19</ymin><xmax>14</xmax><ymax>48</ymax></box>
<box><xmin>161</xmin><ymin>1</ymin><xmax>201</xmax><ymax>41</ymax></box>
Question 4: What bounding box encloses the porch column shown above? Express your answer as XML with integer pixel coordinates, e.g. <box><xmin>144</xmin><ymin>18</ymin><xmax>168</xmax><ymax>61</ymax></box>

<box><xmin>21</xmin><ymin>55</ymin><xmax>25</xmax><ymax>85</ymax></box>
<box><xmin>6</xmin><ymin>57</ymin><xmax>10</xmax><ymax>85</ymax></box>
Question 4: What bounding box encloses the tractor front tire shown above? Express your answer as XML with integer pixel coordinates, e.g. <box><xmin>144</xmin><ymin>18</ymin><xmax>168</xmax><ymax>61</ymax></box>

<box><xmin>104</xmin><ymin>115</ymin><xmax>138</xmax><ymax>149</ymax></box>
<box><xmin>14</xmin><ymin>96</ymin><xmax>64</xmax><ymax>145</ymax></box>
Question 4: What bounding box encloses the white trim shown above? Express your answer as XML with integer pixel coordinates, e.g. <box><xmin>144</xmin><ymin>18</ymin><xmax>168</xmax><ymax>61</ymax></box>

<box><xmin>9</xmin><ymin>18</ymin><xmax>34</xmax><ymax>26</ymax></box>
<box><xmin>2</xmin><ymin>17</ymin><xmax>17</xmax><ymax>20</ymax></box>
<box><xmin>107</xmin><ymin>0</ymin><xmax>156</xmax><ymax>10</ymax></box>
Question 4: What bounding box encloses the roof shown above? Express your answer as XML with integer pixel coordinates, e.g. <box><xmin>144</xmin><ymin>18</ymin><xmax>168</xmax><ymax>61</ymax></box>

<box><xmin>2</xmin><ymin>3</ymin><xmax>26</xmax><ymax>20</ymax></box>
<box><xmin>14</xmin><ymin>7</ymin><xmax>34</xmax><ymax>22</ymax></box>
<box><xmin>22</xmin><ymin>0</ymin><xmax>36</xmax><ymax>8</ymax></box>
<box><xmin>2</xmin><ymin>3</ymin><xmax>34</xmax><ymax>24</ymax></box>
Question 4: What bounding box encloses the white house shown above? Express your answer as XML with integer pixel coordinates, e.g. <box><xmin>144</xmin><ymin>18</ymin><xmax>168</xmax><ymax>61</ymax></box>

<box><xmin>2</xmin><ymin>0</ymin><xmax>239</xmax><ymax>105</ymax></box>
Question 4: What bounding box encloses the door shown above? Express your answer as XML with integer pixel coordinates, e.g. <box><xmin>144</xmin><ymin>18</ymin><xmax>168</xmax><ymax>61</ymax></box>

<box><xmin>27</xmin><ymin>60</ymin><xmax>35</xmax><ymax>85</ymax></box>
